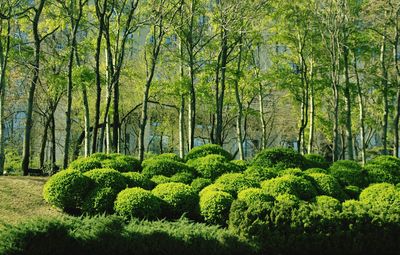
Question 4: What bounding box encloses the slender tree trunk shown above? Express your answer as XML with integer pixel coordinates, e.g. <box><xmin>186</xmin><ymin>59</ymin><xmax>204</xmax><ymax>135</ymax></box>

<box><xmin>353</xmin><ymin>53</ymin><xmax>366</xmax><ymax>164</ymax></box>
<box><xmin>188</xmin><ymin>65</ymin><xmax>196</xmax><ymax>149</ymax></box>
<box><xmin>50</xmin><ymin>111</ymin><xmax>56</xmax><ymax>172</ymax></box>
<box><xmin>82</xmin><ymin>87</ymin><xmax>90</xmax><ymax>157</ymax></box>
<box><xmin>343</xmin><ymin>46</ymin><xmax>354</xmax><ymax>160</ymax></box>
<box><xmin>393</xmin><ymin>24</ymin><xmax>400</xmax><ymax>157</ymax></box>
<box><xmin>259</xmin><ymin>83</ymin><xmax>267</xmax><ymax>150</ymax></box>
<box><xmin>233</xmin><ymin>38</ymin><xmax>244</xmax><ymax>160</ymax></box>
<box><xmin>22</xmin><ymin>0</ymin><xmax>46</xmax><ymax>175</ymax></box>
<box><xmin>39</xmin><ymin>116</ymin><xmax>51</xmax><ymax>169</ymax></box>
<box><xmin>381</xmin><ymin>33</ymin><xmax>389</xmax><ymax>155</ymax></box>
<box><xmin>139</xmin><ymin>83</ymin><xmax>150</xmax><ymax>161</ymax></box>
<box><xmin>308</xmin><ymin>76</ymin><xmax>315</xmax><ymax>154</ymax></box>
<box><xmin>179</xmin><ymin>37</ymin><xmax>185</xmax><ymax>158</ymax></box>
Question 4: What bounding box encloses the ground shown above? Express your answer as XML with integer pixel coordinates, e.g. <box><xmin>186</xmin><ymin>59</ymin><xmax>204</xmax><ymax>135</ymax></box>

<box><xmin>0</xmin><ymin>176</ymin><xmax>64</xmax><ymax>228</ymax></box>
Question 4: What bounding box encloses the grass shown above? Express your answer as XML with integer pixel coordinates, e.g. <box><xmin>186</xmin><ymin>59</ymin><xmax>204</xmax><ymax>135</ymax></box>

<box><xmin>0</xmin><ymin>176</ymin><xmax>64</xmax><ymax>228</ymax></box>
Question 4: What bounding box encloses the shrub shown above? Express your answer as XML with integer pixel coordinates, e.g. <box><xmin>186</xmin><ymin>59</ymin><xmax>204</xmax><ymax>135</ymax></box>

<box><xmin>187</xmin><ymin>154</ymin><xmax>239</xmax><ymax>180</ymax></box>
<box><xmin>214</xmin><ymin>173</ymin><xmax>259</xmax><ymax>197</ymax></box>
<box><xmin>237</xmin><ymin>188</ymin><xmax>275</xmax><ymax>204</ymax></box>
<box><xmin>261</xmin><ymin>175</ymin><xmax>318</xmax><ymax>200</ymax></box>
<box><xmin>364</xmin><ymin>156</ymin><xmax>400</xmax><ymax>184</ymax></box>
<box><xmin>114</xmin><ymin>187</ymin><xmax>162</xmax><ymax>219</ymax></box>
<box><xmin>185</xmin><ymin>144</ymin><xmax>233</xmax><ymax>161</ymax></box>
<box><xmin>150</xmin><ymin>175</ymin><xmax>172</xmax><ymax>185</ymax></box>
<box><xmin>142</xmin><ymin>159</ymin><xmax>194</xmax><ymax>178</ymax></box>
<box><xmin>328</xmin><ymin>160</ymin><xmax>367</xmax><ymax>187</ymax></box>
<box><xmin>82</xmin><ymin>187</ymin><xmax>118</xmax><ymax>215</ymax></box>
<box><xmin>199</xmin><ymin>183</ymin><xmax>235</xmax><ymax>197</ymax></box>
<box><xmin>84</xmin><ymin>168</ymin><xmax>126</xmax><ymax>191</ymax></box>
<box><xmin>123</xmin><ymin>172</ymin><xmax>154</xmax><ymax>190</ymax></box>
<box><xmin>68</xmin><ymin>157</ymin><xmax>102</xmax><ymax>173</ymax></box>
<box><xmin>252</xmin><ymin>147</ymin><xmax>306</xmax><ymax>170</ymax></box>
<box><xmin>344</xmin><ymin>185</ymin><xmax>361</xmax><ymax>199</ymax></box>
<box><xmin>199</xmin><ymin>191</ymin><xmax>234</xmax><ymax>226</ymax></box>
<box><xmin>307</xmin><ymin>173</ymin><xmax>347</xmax><ymax>200</ymax></box>
<box><xmin>313</xmin><ymin>195</ymin><xmax>342</xmax><ymax>212</ymax></box>
<box><xmin>3</xmin><ymin>148</ymin><xmax>22</xmax><ymax>175</ymax></box>
<box><xmin>152</xmin><ymin>182</ymin><xmax>199</xmax><ymax>219</ymax></box>
<box><xmin>230</xmin><ymin>160</ymin><xmax>248</xmax><ymax>171</ymax></box>
<box><xmin>277</xmin><ymin>168</ymin><xmax>304</xmax><ymax>177</ymax></box>
<box><xmin>191</xmin><ymin>178</ymin><xmax>213</xmax><ymax>193</ymax></box>
<box><xmin>43</xmin><ymin>170</ymin><xmax>92</xmax><ymax>214</ymax></box>
<box><xmin>149</xmin><ymin>153</ymin><xmax>183</xmax><ymax>163</ymax></box>
<box><xmin>304</xmin><ymin>154</ymin><xmax>329</xmax><ymax>169</ymax></box>
<box><xmin>304</xmin><ymin>168</ymin><xmax>328</xmax><ymax>175</ymax></box>
<box><xmin>101</xmin><ymin>156</ymin><xmax>141</xmax><ymax>173</ymax></box>
<box><xmin>89</xmin><ymin>153</ymin><xmax>110</xmax><ymax>160</ymax></box>
<box><xmin>243</xmin><ymin>166</ymin><xmax>277</xmax><ymax>182</ymax></box>
<box><xmin>170</xmin><ymin>171</ymin><xmax>196</xmax><ymax>184</ymax></box>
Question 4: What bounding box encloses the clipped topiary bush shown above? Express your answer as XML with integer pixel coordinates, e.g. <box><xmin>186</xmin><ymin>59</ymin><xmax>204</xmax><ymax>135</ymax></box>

<box><xmin>191</xmin><ymin>178</ymin><xmax>213</xmax><ymax>193</ymax></box>
<box><xmin>199</xmin><ymin>184</ymin><xmax>236</xmax><ymax>197</ymax></box>
<box><xmin>150</xmin><ymin>175</ymin><xmax>172</xmax><ymax>185</ymax></box>
<box><xmin>214</xmin><ymin>173</ymin><xmax>259</xmax><ymax>197</ymax></box>
<box><xmin>328</xmin><ymin>160</ymin><xmax>367</xmax><ymax>188</ymax></box>
<box><xmin>185</xmin><ymin>144</ymin><xmax>233</xmax><ymax>161</ymax></box>
<box><xmin>307</xmin><ymin>173</ymin><xmax>347</xmax><ymax>200</ymax></box>
<box><xmin>344</xmin><ymin>185</ymin><xmax>361</xmax><ymax>199</ymax></box>
<box><xmin>313</xmin><ymin>195</ymin><xmax>342</xmax><ymax>212</ymax></box>
<box><xmin>243</xmin><ymin>166</ymin><xmax>277</xmax><ymax>182</ymax></box>
<box><xmin>84</xmin><ymin>168</ymin><xmax>127</xmax><ymax>191</ymax></box>
<box><xmin>123</xmin><ymin>172</ymin><xmax>154</xmax><ymax>190</ymax></box>
<box><xmin>82</xmin><ymin>187</ymin><xmax>118</xmax><ymax>215</ymax></box>
<box><xmin>187</xmin><ymin>154</ymin><xmax>239</xmax><ymax>180</ymax></box>
<box><xmin>230</xmin><ymin>160</ymin><xmax>248</xmax><ymax>172</ymax></box>
<box><xmin>304</xmin><ymin>154</ymin><xmax>329</xmax><ymax>169</ymax></box>
<box><xmin>114</xmin><ymin>187</ymin><xmax>162</xmax><ymax>219</ymax></box>
<box><xmin>277</xmin><ymin>168</ymin><xmax>304</xmax><ymax>177</ymax></box>
<box><xmin>364</xmin><ymin>156</ymin><xmax>400</xmax><ymax>184</ymax></box>
<box><xmin>170</xmin><ymin>171</ymin><xmax>196</xmax><ymax>184</ymax></box>
<box><xmin>252</xmin><ymin>147</ymin><xmax>306</xmax><ymax>170</ymax></box>
<box><xmin>152</xmin><ymin>182</ymin><xmax>199</xmax><ymax>219</ymax></box>
<box><xmin>199</xmin><ymin>191</ymin><xmax>234</xmax><ymax>226</ymax></box>
<box><xmin>237</xmin><ymin>188</ymin><xmax>275</xmax><ymax>204</ymax></box>
<box><xmin>261</xmin><ymin>175</ymin><xmax>318</xmax><ymax>200</ymax></box>
<box><xmin>304</xmin><ymin>168</ymin><xmax>328</xmax><ymax>175</ymax></box>
<box><xmin>43</xmin><ymin>170</ymin><xmax>92</xmax><ymax>213</ymax></box>
<box><xmin>101</xmin><ymin>155</ymin><xmax>141</xmax><ymax>173</ymax></box>
<box><xmin>142</xmin><ymin>159</ymin><xmax>194</xmax><ymax>178</ymax></box>
<box><xmin>144</xmin><ymin>153</ymin><xmax>183</xmax><ymax>164</ymax></box>
<box><xmin>68</xmin><ymin>157</ymin><xmax>102</xmax><ymax>173</ymax></box>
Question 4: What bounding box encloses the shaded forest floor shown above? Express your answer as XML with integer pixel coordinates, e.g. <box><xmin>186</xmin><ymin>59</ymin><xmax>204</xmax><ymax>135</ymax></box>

<box><xmin>0</xmin><ymin>176</ymin><xmax>64</xmax><ymax>228</ymax></box>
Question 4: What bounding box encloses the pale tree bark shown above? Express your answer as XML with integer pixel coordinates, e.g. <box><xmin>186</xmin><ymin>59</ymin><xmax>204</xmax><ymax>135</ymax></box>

<box><xmin>393</xmin><ymin>15</ymin><xmax>400</xmax><ymax>157</ymax></box>
<box><xmin>307</xmin><ymin>60</ymin><xmax>315</xmax><ymax>154</ymax></box>
<box><xmin>233</xmin><ymin>37</ymin><xmax>244</xmax><ymax>160</ymax></box>
<box><xmin>381</xmin><ymin>32</ymin><xmax>389</xmax><ymax>155</ymax></box>
<box><xmin>343</xmin><ymin>45</ymin><xmax>354</xmax><ymax>160</ymax></box>
<box><xmin>353</xmin><ymin>52</ymin><xmax>366</xmax><ymax>165</ymax></box>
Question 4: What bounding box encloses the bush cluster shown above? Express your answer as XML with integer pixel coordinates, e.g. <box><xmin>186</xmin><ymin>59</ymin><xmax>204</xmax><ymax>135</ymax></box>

<box><xmin>199</xmin><ymin>191</ymin><xmax>234</xmax><ymax>226</ymax></box>
<box><xmin>185</xmin><ymin>144</ymin><xmax>233</xmax><ymax>161</ymax></box>
<box><xmin>69</xmin><ymin>153</ymin><xmax>141</xmax><ymax>173</ymax></box>
<box><xmin>252</xmin><ymin>148</ymin><xmax>306</xmax><ymax>170</ymax></box>
<box><xmin>187</xmin><ymin>154</ymin><xmax>240</xmax><ymax>180</ymax></box>
<box><xmin>261</xmin><ymin>175</ymin><xmax>318</xmax><ymax>200</ymax></box>
<box><xmin>364</xmin><ymin>156</ymin><xmax>400</xmax><ymax>184</ymax></box>
<box><xmin>328</xmin><ymin>160</ymin><xmax>367</xmax><ymax>187</ymax></box>
<box><xmin>304</xmin><ymin>154</ymin><xmax>330</xmax><ymax>169</ymax></box>
<box><xmin>142</xmin><ymin>159</ymin><xmax>194</xmax><ymax>178</ymax></box>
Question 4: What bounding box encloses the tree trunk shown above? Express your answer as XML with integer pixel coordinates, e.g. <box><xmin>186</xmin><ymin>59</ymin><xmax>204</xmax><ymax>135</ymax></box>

<box><xmin>233</xmin><ymin>39</ymin><xmax>244</xmax><ymax>160</ymax></box>
<box><xmin>82</xmin><ymin>87</ymin><xmax>90</xmax><ymax>157</ymax></box>
<box><xmin>22</xmin><ymin>0</ymin><xmax>46</xmax><ymax>175</ymax></box>
<box><xmin>353</xmin><ymin>53</ymin><xmax>366</xmax><ymax>164</ymax></box>
<box><xmin>139</xmin><ymin>82</ymin><xmax>150</xmax><ymax>161</ymax></box>
<box><xmin>50</xmin><ymin>111</ymin><xmax>56</xmax><ymax>173</ymax></box>
<box><xmin>393</xmin><ymin>24</ymin><xmax>400</xmax><ymax>157</ymax></box>
<box><xmin>259</xmin><ymin>83</ymin><xmax>267</xmax><ymax>150</ymax></box>
<box><xmin>308</xmin><ymin>78</ymin><xmax>315</xmax><ymax>154</ymax></box>
<box><xmin>343</xmin><ymin>46</ymin><xmax>354</xmax><ymax>160</ymax></box>
<box><xmin>381</xmin><ymin>32</ymin><xmax>389</xmax><ymax>155</ymax></box>
<box><xmin>39</xmin><ymin>116</ymin><xmax>51</xmax><ymax>169</ymax></box>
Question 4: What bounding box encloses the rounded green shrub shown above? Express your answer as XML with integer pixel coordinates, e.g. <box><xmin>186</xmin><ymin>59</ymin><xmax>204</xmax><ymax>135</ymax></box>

<box><xmin>170</xmin><ymin>171</ymin><xmax>196</xmax><ymax>184</ymax></box>
<box><xmin>261</xmin><ymin>175</ymin><xmax>318</xmax><ymax>200</ymax></box>
<box><xmin>344</xmin><ymin>185</ymin><xmax>361</xmax><ymax>199</ymax></box>
<box><xmin>82</xmin><ymin>187</ymin><xmax>118</xmax><ymax>215</ymax></box>
<box><xmin>199</xmin><ymin>191</ymin><xmax>234</xmax><ymax>225</ymax></box>
<box><xmin>237</xmin><ymin>188</ymin><xmax>275</xmax><ymax>204</ymax></box>
<box><xmin>142</xmin><ymin>159</ymin><xmax>194</xmax><ymax>178</ymax></box>
<box><xmin>89</xmin><ymin>153</ymin><xmax>110</xmax><ymax>160</ymax></box>
<box><xmin>191</xmin><ymin>178</ymin><xmax>213</xmax><ymax>193</ymax></box>
<box><xmin>364</xmin><ymin>156</ymin><xmax>400</xmax><ymax>184</ymax></box>
<box><xmin>187</xmin><ymin>154</ymin><xmax>239</xmax><ymax>180</ymax></box>
<box><xmin>43</xmin><ymin>170</ymin><xmax>92</xmax><ymax>213</ymax></box>
<box><xmin>313</xmin><ymin>195</ymin><xmax>342</xmax><ymax>212</ymax></box>
<box><xmin>214</xmin><ymin>173</ymin><xmax>259</xmax><ymax>197</ymax></box>
<box><xmin>307</xmin><ymin>173</ymin><xmax>347</xmax><ymax>200</ymax></box>
<box><xmin>359</xmin><ymin>183</ymin><xmax>398</xmax><ymax>203</ymax></box>
<box><xmin>199</xmin><ymin>183</ymin><xmax>235</xmax><ymax>197</ymax></box>
<box><xmin>277</xmin><ymin>168</ymin><xmax>304</xmax><ymax>177</ymax></box>
<box><xmin>328</xmin><ymin>160</ymin><xmax>367</xmax><ymax>187</ymax></box>
<box><xmin>101</xmin><ymin>155</ymin><xmax>141</xmax><ymax>173</ymax></box>
<box><xmin>185</xmin><ymin>144</ymin><xmax>233</xmax><ymax>161</ymax></box>
<box><xmin>152</xmin><ymin>182</ymin><xmax>199</xmax><ymax>219</ymax></box>
<box><xmin>243</xmin><ymin>165</ymin><xmax>277</xmax><ymax>182</ymax></box>
<box><xmin>123</xmin><ymin>172</ymin><xmax>154</xmax><ymax>190</ymax></box>
<box><xmin>114</xmin><ymin>187</ymin><xmax>162</xmax><ymax>219</ymax></box>
<box><xmin>150</xmin><ymin>175</ymin><xmax>172</xmax><ymax>185</ymax></box>
<box><xmin>84</xmin><ymin>168</ymin><xmax>126</xmax><ymax>191</ymax></box>
<box><xmin>304</xmin><ymin>168</ymin><xmax>328</xmax><ymax>175</ymax></box>
<box><xmin>230</xmin><ymin>160</ymin><xmax>248</xmax><ymax>172</ymax></box>
<box><xmin>252</xmin><ymin>147</ymin><xmax>306</xmax><ymax>170</ymax></box>
<box><xmin>304</xmin><ymin>154</ymin><xmax>329</xmax><ymax>169</ymax></box>
<box><xmin>68</xmin><ymin>157</ymin><xmax>102</xmax><ymax>173</ymax></box>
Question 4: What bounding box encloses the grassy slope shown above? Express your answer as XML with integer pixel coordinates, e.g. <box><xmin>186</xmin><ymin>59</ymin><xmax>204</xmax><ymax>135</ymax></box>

<box><xmin>0</xmin><ymin>176</ymin><xmax>64</xmax><ymax>228</ymax></box>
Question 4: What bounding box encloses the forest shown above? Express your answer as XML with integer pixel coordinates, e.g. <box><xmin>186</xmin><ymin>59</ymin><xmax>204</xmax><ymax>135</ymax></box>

<box><xmin>0</xmin><ymin>0</ymin><xmax>398</xmax><ymax>174</ymax></box>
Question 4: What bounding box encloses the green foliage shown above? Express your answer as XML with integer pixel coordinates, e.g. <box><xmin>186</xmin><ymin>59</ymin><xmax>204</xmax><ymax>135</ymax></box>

<box><xmin>364</xmin><ymin>156</ymin><xmax>400</xmax><ymax>184</ymax></box>
<box><xmin>307</xmin><ymin>173</ymin><xmax>347</xmax><ymax>200</ymax></box>
<box><xmin>152</xmin><ymin>182</ymin><xmax>199</xmax><ymax>219</ymax></box>
<box><xmin>101</xmin><ymin>155</ymin><xmax>141</xmax><ymax>173</ymax></box>
<box><xmin>191</xmin><ymin>178</ymin><xmax>213</xmax><ymax>193</ymax></box>
<box><xmin>277</xmin><ymin>168</ymin><xmax>304</xmax><ymax>177</ymax></box>
<box><xmin>3</xmin><ymin>149</ymin><xmax>22</xmax><ymax>175</ymax></box>
<box><xmin>313</xmin><ymin>195</ymin><xmax>342</xmax><ymax>212</ymax></box>
<box><xmin>150</xmin><ymin>175</ymin><xmax>172</xmax><ymax>185</ymax></box>
<box><xmin>185</xmin><ymin>144</ymin><xmax>233</xmax><ymax>161</ymax></box>
<box><xmin>187</xmin><ymin>154</ymin><xmax>240</xmax><ymax>180</ymax></box>
<box><xmin>261</xmin><ymin>175</ymin><xmax>318</xmax><ymax>200</ymax></box>
<box><xmin>123</xmin><ymin>172</ymin><xmax>154</xmax><ymax>190</ymax></box>
<box><xmin>243</xmin><ymin>166</ymin><xmax>277</xmax><ymax>182</ymax></box>
<box><xmin>230</xmin><ymin>160</ymin><xmax>248</xmax><ymax>171</ymax></box>
<box><xmin>304</xmin><ymin>154</ymin><xmax>329</xmax><ymax>169</ymax></box>
<box><xmin>304</xmin><ymin>168</ymin><xmax>328</xmax><ymax>175</ymax></box>
<box><xmin>214</xmin><ymin>173</ymin><xmax>259</xmax><ymax>197</ymax></box>
<box><xmin>82</xmin><ymin>187</ymin><xmax>118</xmax><ymax>215</ymax></box>
<box><xmin>199</xmin><ymin>191</ymin><xmax>234</xmax><ymax>226</ymax></box>
<box><xmin>142</xmin><ymin>159</ymin><xmax>194</xmax><ymax>178</ymax></box>
<box><xmin>237</xmin><ymin>188</ymin><xmax>275</xmax><ymax>204</ymax></box>
<box><xmin>252</xmin><ymin>147</ymin><xmax>306</xmax><ymax>170</ymax></box>
<box><xmin>114</xmin><ymin>187</ymin><xmax>162</xmax><ymax>219</ymax></box>
<box><xmin>144</xmin><ymin>153</ymin><xmax>183</xmax><ymax>164</ymax></box>
<box><xmin>83</xmin><ymin>168</ymin><xmax>127</xmax><ymax>191</ymax></box>
<box><xmin>344</xmin><ymin>185</ymin><xmax>361</xmax><ymax>199</ymax></box>
<box><xmin>170</xmin><ymin>171</ymin><xmax>196</xmax><ymax>184</ymax></box>
<box><xmin>43</xmin><ymin>170</ymin><xmax>92</xmax><ymax>214</ymax></box>
<box><xmin>68</xmin><ymin>157</ymin><xmax>102</xmax><ymax>173</ymax></box>
<box><xmin>328</xmin><ymin>160</ymin><xmax>367</xmax><ymax>187</ymax></box>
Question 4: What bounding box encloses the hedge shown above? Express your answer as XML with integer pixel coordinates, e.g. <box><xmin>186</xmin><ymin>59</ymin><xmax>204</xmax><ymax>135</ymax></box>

<box><xmin>185</xmin><ymin>144</ymin><xmax>233</xmax><ymax>161</ymax></box>
<box><xmin>252</xmin><ymin>148</ymin><xmax>306</xmax><ymax>170</ymax></box>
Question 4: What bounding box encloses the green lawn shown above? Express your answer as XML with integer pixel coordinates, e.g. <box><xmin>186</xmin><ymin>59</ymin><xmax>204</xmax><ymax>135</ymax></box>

<box><xmin>0</xmin><ymin>176</ymin><xmax>64</xmax><ymax>228</ymax></box>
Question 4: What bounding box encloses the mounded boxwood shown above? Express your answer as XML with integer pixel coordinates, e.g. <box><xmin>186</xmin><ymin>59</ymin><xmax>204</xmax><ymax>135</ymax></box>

<box><xmin>261</xmin><ymin>175</ymin><xmax>318</xmax><ymax>200</ymax></box>
<box><xmin>277</xmin><ymin>168</ymin><xmax>304</xmax><ymax>177</ymax></box>
<box><xmin>191</xmin><ymin>178</ymin><xmax>213</xmax><ymax>193</ymax></box>
<box><xmin>313</xmin><ymin>195</ymin><xmax>342</xmax><ymax>212</ymax></box>
<box><xmin>187</xmin><ymin>154</ymin><xmax>239</xmax><ymax>180</ymax></box>
<box><xmin>84</xmin><ymin>168</ymin><xmax>127</xmax><ymax>191</ymax></box>
<box><xmin>307</xmin><ymin>173</ymin><xmax>347</xmax><ymax>200</ymax></box>
<box><xmin>328</xmin><ymin>160</ymin><xmax>367</xmax><ymax>188</ymax></box>
<box><xmin>364</xmin><ymin>156</ymin><xmax>400</xmax><ymax>184</ymax></box>
<box><xmin>185</xmin><ymin>144</ymin><xmax>233</xmax><ymax>161</ymax></box>
<box><xmin>152</xmin><ymin>182</ymin><xmax>199</xmax><ymax>219</ymax></box>
<box><xmin>237</xmin><ymin>188</ymin><xmax>275</xmax><ymax>204</ymax></box>
<box><xmin>101</xmin><ymin>155</ymin><xmax>141</xmax><ymax>173</ymax></box>
<box><xmin>304</xmin><ymin>154</ymin><xmax>329</xmax><ymax>169</ymax></box>
<box><xmin>82</xmin><ymin>187</ymin><xmax>118</xmax><ymax>215</ymax></box>
<box><xmin>200</xmin><ymin>183</ymin><xmax>236</xmax><ymax>197</ymax></box>
<box><xmin>304</xmin><ymin>168</ymin><xmax>328</xmax><ymax>175</ymax></box>
<box><xmin>243</xmin><ymin>166</ymin><xmax>277</xmax><ymax>182</ymax></box>
<box><xmin>123</xmin><ymin>172</ymin><xmax>154</xmax><ymax>190</ymax></box>
<box><xmin>68</xmin><ymin>157</ymin><xmax>102</xmax><ymax>173</ymax></box>
<box><xmin>230</xmin><ymin>160</ymin><xmax>248</xmax><ymax>172</ymax></box>
<box><xmin>252</xmin><ymin>147</ymin><xmax>306</xmax><ymax>170</ymax></box>
<box><xmin>200</xmin><ymin>191</ymin><xmax>234</xmax><ymax>226</ymax></box>
<box><xmin>142</xmin><ymin>159</ymin><xmax>194</xmax><ymax>178</ymax></box>
<box><xmin>114</xmin><ymin>187</ymin><xmax>162</xmax><ymax>219</ymax></box>
<box><xmin>214</xmin><ymin>173</ymin><xmax>259</xmax><ymax>197</ymax></box>
<box><xmin>170</xmin><ymin>171</ymin><xmax>196</xmax><ymax>184</ymax></box>
<box><xmin>43</xmin><ymin>170</ymin><xmax>92</xmax><ymax>213</ymax></box>
<box><xmin>150</xmin><ymin>175</ymin><xmax>172</xmax><ymax>185</ymax></box>
<box><xmin>344</xmin><ymin>185</ymin><xmax>361</xmax><ymax>199</ymax></box>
